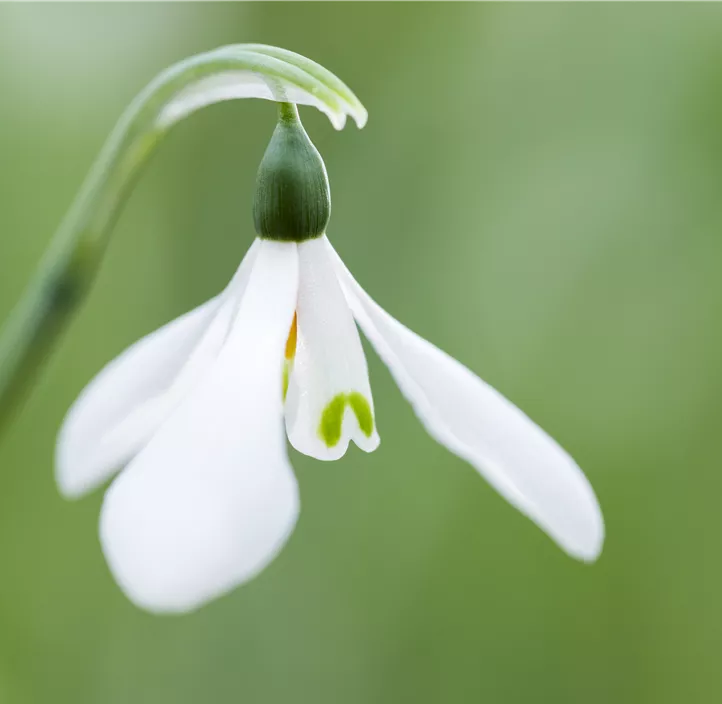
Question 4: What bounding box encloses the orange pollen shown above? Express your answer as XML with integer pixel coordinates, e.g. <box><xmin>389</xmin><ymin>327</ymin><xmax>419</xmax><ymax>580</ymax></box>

<box><xmin>285</xmin><ymin>313</ymin><xmax>297</xmax><ymax>360</ymax></box>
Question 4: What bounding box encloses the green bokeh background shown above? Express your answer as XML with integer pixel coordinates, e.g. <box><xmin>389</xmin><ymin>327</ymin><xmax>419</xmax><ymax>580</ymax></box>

<box><xmin>1</xmin><ymin>3</ymin><xmax>721</xmax><ymax>703</ymax></box>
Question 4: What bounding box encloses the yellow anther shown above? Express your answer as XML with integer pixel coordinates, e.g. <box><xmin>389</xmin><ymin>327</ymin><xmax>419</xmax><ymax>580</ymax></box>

<box><xmin>285</xmin><ymin>313</ymin><xmax>297</xmax><ymax>361</ymax></box>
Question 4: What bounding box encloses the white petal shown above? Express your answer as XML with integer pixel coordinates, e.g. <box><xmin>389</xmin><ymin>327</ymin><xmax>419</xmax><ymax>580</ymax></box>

<box><xmin>55</xmin><ymin>300</ymin><xmax>217</xmax><ymax>498</ymax></box>
<box><xmin>285</xmin><ymin>237</ymin><xmax>379</xmax><ymax>461</ymax></box>
<box><xmin>56</xmin><ymin>241</ymin><xmax>259</xmax><ymax>499</ymax></box>
<box><xmin>326</xmin><ymin>241</ymin><xmax>604</xmax><ymax>562</ymax></box>
<box><xmin>100</xmin><ymin>240</ymin><xmax>300</xmax><ymax>613</ymax></box>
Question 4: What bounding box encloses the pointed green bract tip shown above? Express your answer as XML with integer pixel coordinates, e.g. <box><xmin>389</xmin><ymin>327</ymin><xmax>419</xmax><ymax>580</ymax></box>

<box><xmin>318</xmin><ymin>392</ymin><xmax>374</xmax><ymax>447</ymax></box>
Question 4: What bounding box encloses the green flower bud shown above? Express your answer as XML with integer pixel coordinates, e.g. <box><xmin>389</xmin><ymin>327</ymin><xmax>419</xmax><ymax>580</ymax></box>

<box><xmin>253</xmin><ymin>103</ymin><xmax>331</xmax><ymax>242</ymax></box>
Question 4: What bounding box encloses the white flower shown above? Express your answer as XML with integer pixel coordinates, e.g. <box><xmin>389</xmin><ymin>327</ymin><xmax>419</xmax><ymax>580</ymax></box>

<box><xmin>52</xmin><ymin>65</ymin><xmax>603</xmax><ymax>612</ymax></box>
<box><xmin>56</xmin><ymin>232</ymin><xmax>603</xmax><ymax>613</ymax></box>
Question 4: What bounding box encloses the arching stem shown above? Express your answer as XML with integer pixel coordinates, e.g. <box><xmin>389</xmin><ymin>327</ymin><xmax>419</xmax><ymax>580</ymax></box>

<box><xmin>0</xmin><ymin>45</ymin><xmax>365</xmax><ymax>437</ymax></box>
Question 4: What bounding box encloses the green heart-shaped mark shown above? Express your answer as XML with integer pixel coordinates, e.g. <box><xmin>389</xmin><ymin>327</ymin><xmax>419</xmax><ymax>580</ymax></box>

<box><xmin>319</xmin><ymin>392</ymin><xmax>374</xmax><ymax>447</ymax></box>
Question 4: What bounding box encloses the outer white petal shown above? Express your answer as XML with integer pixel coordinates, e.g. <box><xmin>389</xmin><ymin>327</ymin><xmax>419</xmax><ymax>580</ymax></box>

<box><xmin>100</xmin><ymin>240</ymin><xmax>300</xmax><ymax>613</ymax></box>
<box><xmin>285</xmin><ymin>237</ymin><xmax>379</xmax><ymax>461</ymax></box>
<box><xmin>55</xmin><ymin>300</ymin><xmax>217</xmax><ymax>498</ymax></box>
<box><xmin>326</xmin><ymin>241</ymin><xmax>604</xmax><ymax>562</ymax></box>
<box><xmin>56</xmin><ymin>241</ymin><xmax>259</xmax><ymax>499</ymax></box>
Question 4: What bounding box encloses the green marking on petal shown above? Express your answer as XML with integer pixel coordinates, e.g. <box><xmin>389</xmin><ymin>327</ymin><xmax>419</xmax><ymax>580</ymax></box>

<box><xmin>319</xmin><ymin>393</ymin><xmax>346</xmax><ymax>447</ymax></box>
<box><xmin>282</xmin><ymin>362</ymin><xmax>290</xmax><ymax>402</ymax></box>
<box><xmin>318</xmin><ymin>392</ymin><xmax>374</xmax><ymax>447</ymax></box>
<box><xmin>347</xmin><ymin>391</ymin><xmax>374</xmax><ymax>438</ymax></box>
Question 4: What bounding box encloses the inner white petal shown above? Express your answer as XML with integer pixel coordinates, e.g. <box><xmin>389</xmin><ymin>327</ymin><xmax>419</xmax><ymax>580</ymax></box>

<box><xmin>284</xmin><ymin>236</ymin><xmax>379</xmax><ymax>461</ymax></box>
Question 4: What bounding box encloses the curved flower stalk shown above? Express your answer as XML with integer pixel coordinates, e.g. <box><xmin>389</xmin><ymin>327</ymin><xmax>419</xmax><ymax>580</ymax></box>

<box><xmin>55</xmin><ymin>93</ymin><xmax>604</xmax><ymax>612</ymax></box>
<box><xmin>0</xmin><ymin>44</ymin><xmax>366</xmax><ymax>432</ymax></box>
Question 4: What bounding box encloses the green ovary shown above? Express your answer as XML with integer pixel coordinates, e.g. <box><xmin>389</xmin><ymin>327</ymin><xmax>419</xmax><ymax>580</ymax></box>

<box><xmin>319</xmin><ymin>392</ymin><xmax>374</xmax><ymax>447</ymax></box>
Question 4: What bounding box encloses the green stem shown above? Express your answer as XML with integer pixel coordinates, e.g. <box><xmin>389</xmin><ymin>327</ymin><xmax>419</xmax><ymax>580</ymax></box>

<box><xmin>278</xmin><ymin>101</ymin><xmax>301</xmax><ymax>124</ymax></box>
<box><xmin>0</xmin><ymin>44</ymin><xmax>365</xmax><ymax>436</ymax></box>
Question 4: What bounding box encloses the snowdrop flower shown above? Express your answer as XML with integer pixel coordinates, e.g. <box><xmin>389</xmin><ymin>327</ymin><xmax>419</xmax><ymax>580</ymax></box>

<box><xmin>56</xmin><ymin>101</ymin><xmax>603</xmax><ymax>613</ymax></box>
<box><xmin>39</xmin><ymin>47</ymin><xmax>603</xmax><ymax>614</ymax></box>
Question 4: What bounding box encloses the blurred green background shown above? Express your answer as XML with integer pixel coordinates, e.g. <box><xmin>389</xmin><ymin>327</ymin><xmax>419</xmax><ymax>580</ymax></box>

<box><xmin>1</xmin><ymin>3</ymin><xmax>722</xmax><ymax>703</ymax></box>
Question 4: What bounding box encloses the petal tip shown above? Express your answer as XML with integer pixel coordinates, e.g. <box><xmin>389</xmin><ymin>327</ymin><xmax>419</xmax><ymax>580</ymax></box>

<box><xmin>55</xmin><ymin>473</ymin><xmax>85</xmax><ymax>501</ymax></box>
<box><xmin>355</xmin><ymin>432</ymin><xmax>380</xmax><ymax>454</ymax></box>
<box><xmin>582</xmin><ymin>519</ymin><xmax>606</xmax><ymax>564</ymax></box>
<box><xmin>54</xmin><ymin>432</ymin><xmax>116</xmax><ymax>500</ymax></box>
<box><xmin>559</xmin><ymin>500</ymin><xmax>605</xmax><ymax>564</ymax></box>
<box><xmin>99</xmin><ymin>461</ymin><xmax>301</xmax><ymax>614</ymax></box>
<box><xmin>54</xmin><ymin>440</ymin><xmax>89</xmax><ymax>500</ymax></box>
